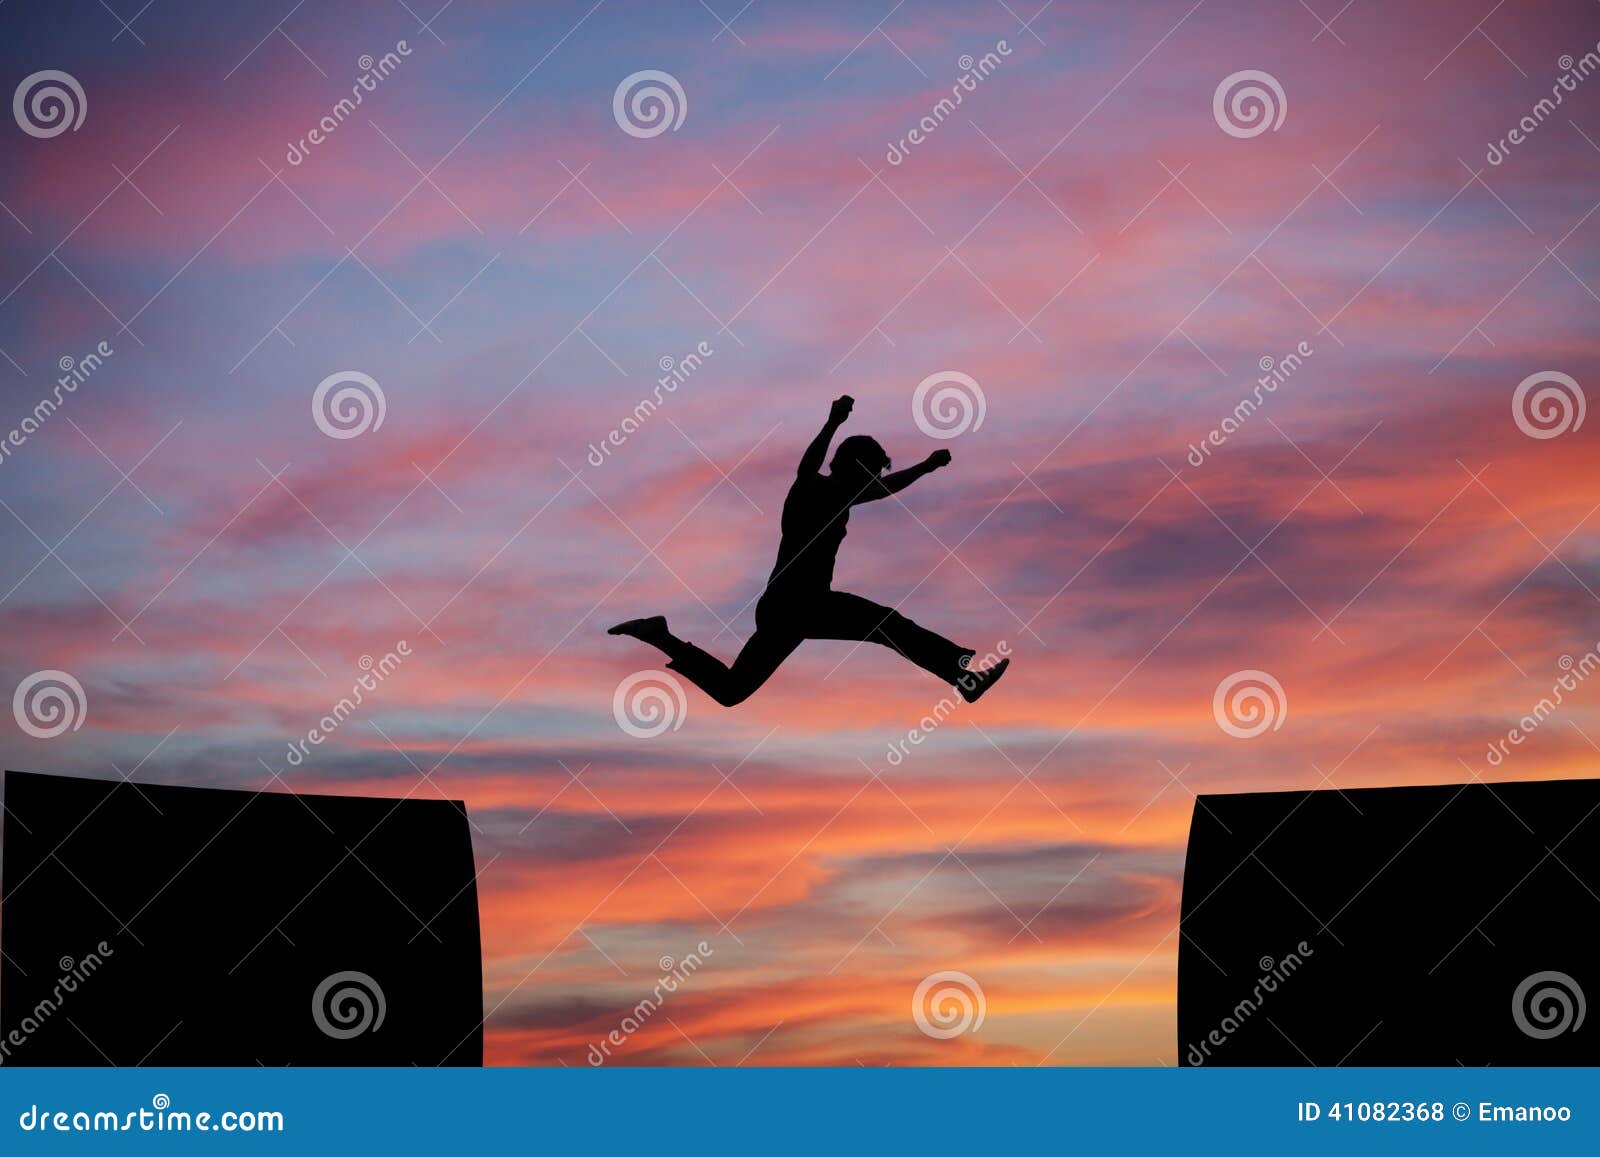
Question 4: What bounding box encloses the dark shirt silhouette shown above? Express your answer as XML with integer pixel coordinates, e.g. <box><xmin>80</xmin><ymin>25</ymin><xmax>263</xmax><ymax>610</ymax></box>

<box><xmin>769</xmin><ymin>469</ymin><xmax>852</xmax><ymax>594</ymax></box>
<box><xmin>610</xmin><ymin>395</ymin><xmax>1009</xmax><ymax>706</ymax></box>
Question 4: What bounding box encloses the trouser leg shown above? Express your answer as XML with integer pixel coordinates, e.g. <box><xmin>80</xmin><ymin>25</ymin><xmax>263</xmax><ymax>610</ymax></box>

<box><xmin>661</xmin><ymin>631</ymin><xmax>799</xmax><ymax>707</ymax></box>
<box><xmin>808</xmin><ymin>591</ymin><xmax>970</xmax><ymax>684</ymax></box>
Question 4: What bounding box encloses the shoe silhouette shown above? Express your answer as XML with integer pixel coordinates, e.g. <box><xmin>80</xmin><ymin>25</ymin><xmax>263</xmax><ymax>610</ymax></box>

<box><xmin>608</xmin><ymin>616</ymin><xmax>669</xmax><ymax>644</ymax></box>
<box><xmin>957</xmin><ymin>657</ymin><xmax>1009</xmax><ymax>703</ymax></box>
<box><xmin>610</xmin><ymin>395</ymin><xmax>1010</xmax><ymax>707</ymax></box>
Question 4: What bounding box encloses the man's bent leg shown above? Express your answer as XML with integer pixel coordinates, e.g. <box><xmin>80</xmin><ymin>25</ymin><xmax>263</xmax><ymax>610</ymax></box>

<box><xmin>663</xmin><ymin>630</ymin><xmax>799</xmax><ymax>707</ymax></box>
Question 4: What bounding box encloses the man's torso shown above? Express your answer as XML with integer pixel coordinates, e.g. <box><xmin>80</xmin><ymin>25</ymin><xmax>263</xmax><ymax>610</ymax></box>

<box><xmin>766</xmin><ymin>475</ymin><xmax>850</xmax><ymax>595</ymax></box>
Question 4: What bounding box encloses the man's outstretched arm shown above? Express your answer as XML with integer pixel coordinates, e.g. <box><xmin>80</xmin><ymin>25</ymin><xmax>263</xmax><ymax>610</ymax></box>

<box><xmin>853</xmin><ymin>449</ymin><xmax>951</xmax><ymax>503</ymax></box>
<box><xmin>798</xmin><ymin>395</ymin><xmax>853</xmax><ymax>476</ymax></box>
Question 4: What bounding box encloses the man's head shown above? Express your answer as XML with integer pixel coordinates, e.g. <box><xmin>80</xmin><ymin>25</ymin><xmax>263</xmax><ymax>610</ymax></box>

<box><xmin>830</xmin><ymin>434</ymin><xmax>890</xmax><ymax>478</ymax></box>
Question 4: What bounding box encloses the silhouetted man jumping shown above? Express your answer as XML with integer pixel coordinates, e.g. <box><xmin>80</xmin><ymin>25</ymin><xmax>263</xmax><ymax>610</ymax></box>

<box><xmin>609</xmin><ymin>395</ymin><xmax>1010</xmax><ymax>706</ymax></box>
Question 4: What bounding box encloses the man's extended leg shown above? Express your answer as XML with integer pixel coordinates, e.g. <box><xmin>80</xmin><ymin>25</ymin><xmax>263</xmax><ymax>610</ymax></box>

<box><xmin>609</xmin><ymin>617</ymin><xmax>798</xmax><ymax>707</ymax></box>
<box><xmin>807</xmin><ymin>592</ymin><xmax>1008</xmax><ymax>700</ymax></box>
<box><xmin>808</xmin><ymin>592</ymin><xmax>970</xmax><ymax>681</ymax></box>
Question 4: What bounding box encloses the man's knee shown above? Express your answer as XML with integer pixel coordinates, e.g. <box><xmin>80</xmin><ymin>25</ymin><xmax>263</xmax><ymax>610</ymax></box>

<box><xmin>710</xmin><ymin>679</ymin><xmax>760</xmax><ymax>707</ymax></box>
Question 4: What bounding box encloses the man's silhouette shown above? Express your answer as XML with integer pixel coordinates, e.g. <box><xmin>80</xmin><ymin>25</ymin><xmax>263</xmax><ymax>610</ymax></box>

<box><xmin>609</xmin><ymin>395</ymin><xmax>1010</xmax><ymax>706</ymax></box>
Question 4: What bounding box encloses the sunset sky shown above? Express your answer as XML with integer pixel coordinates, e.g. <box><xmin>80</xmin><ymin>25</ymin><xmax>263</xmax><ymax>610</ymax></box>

<box><xmin>3</xmin><ymin>0</ymin><xmax>1600</xmax><ymax>1065</ymax></box>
